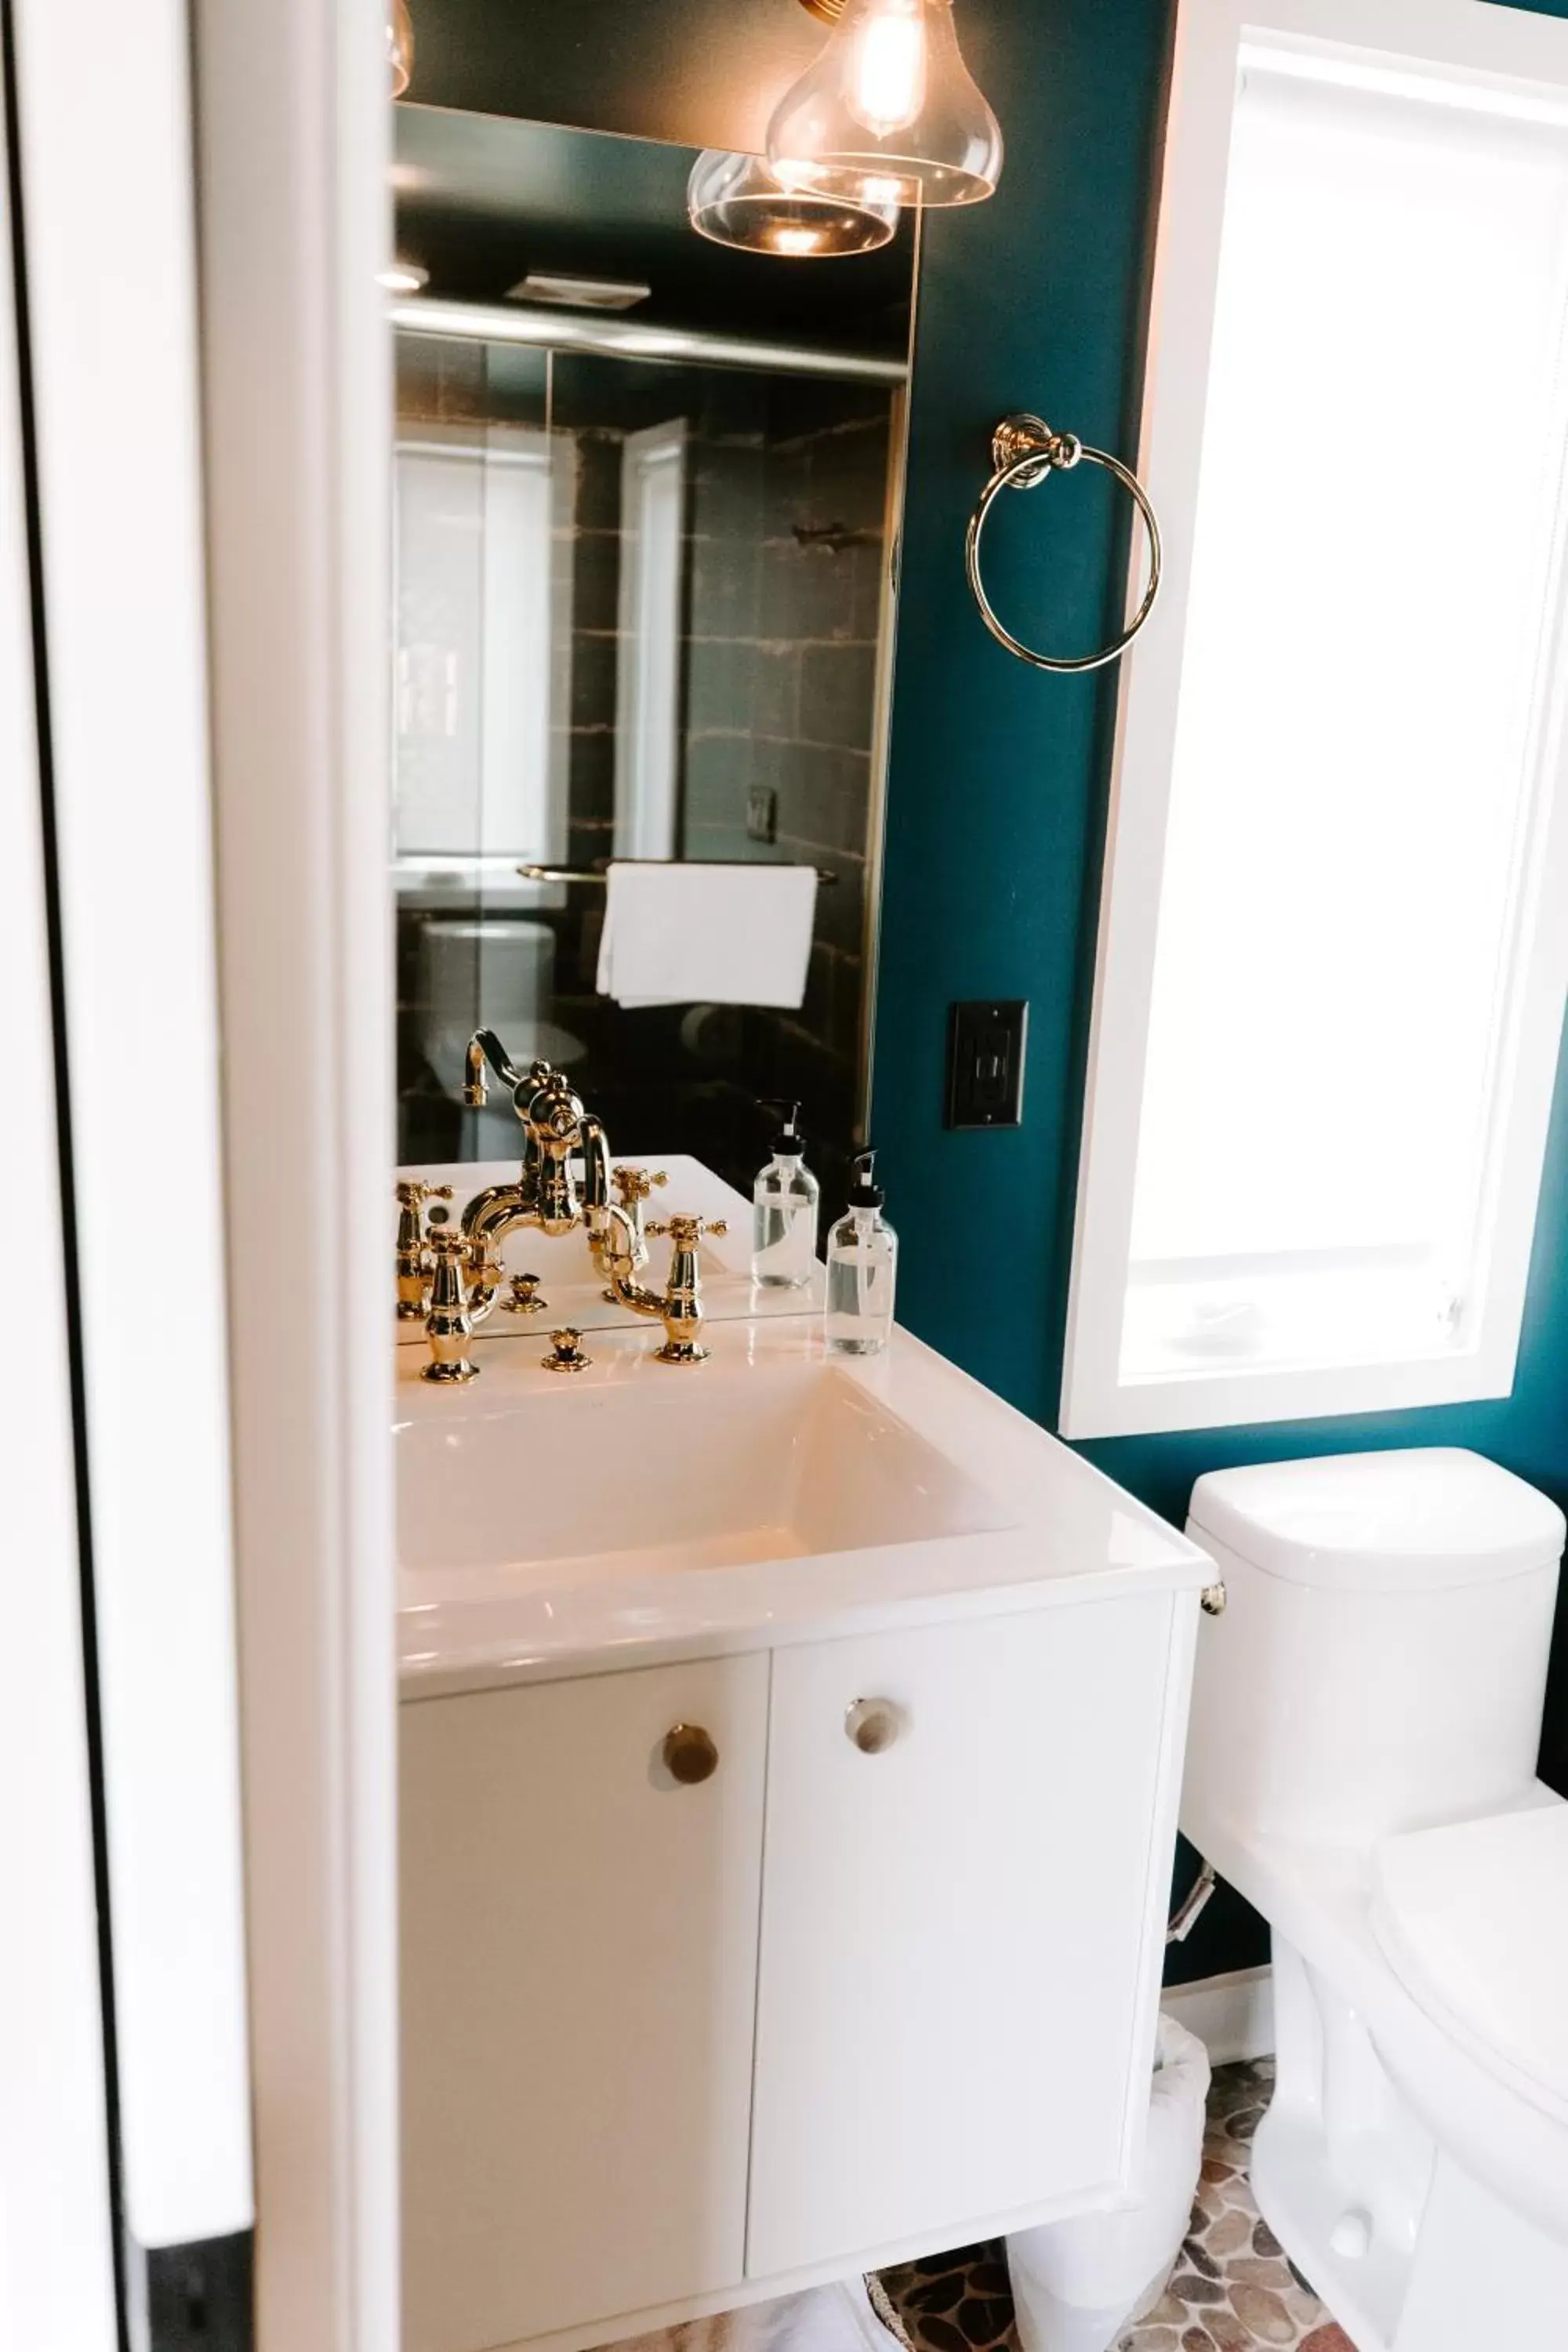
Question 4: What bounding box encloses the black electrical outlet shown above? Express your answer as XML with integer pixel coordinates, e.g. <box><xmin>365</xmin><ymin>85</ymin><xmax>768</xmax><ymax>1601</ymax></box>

<box><xmin>946</xmin><ymin>1000</ymin><xmax>1028</xmax><ymax>1129</ymax></box>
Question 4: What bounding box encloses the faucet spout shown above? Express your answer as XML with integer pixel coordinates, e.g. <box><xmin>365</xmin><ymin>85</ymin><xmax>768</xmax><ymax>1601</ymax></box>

<box><xmin>463</xmin><ymin>1026</ymin><xmax>525</xmax><ymax>1109</ymax></box>
<box><xmin>447</xmin><ymin>1044</ymin><xmax>614</xmax><ymax>1316</ymax></box>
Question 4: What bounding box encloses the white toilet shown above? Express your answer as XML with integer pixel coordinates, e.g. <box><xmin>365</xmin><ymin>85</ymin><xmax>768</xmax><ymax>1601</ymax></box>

<box><xmin>1181</xmin><ymin>1447</ymin><xmax>1568</xmax><ymax>2352</ymax></box>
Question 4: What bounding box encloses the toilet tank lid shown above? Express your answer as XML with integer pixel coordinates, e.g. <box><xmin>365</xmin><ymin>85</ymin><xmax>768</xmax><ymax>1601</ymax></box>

<box><xmin>1187</xmin><ymin>1449</ymin><xmax>1565</xmax><ymax>1589</ymax></box>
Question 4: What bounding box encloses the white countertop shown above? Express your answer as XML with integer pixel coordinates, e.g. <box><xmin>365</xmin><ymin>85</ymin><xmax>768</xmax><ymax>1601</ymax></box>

<box><xmin>397</xmin><ymin>1309</ymin><xmax>1214</xmax><ymax>1700</ymax></box>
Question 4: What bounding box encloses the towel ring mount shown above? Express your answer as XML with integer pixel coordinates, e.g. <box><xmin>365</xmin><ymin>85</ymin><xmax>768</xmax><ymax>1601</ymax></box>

<box><xmin>964</xmin><ymin>412</ymin><xmax>1163</xmax><ymax>675</ymax></box>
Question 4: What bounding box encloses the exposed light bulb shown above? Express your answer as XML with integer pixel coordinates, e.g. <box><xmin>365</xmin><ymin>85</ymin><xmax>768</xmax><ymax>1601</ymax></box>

<box><xmin>768</xmin><ymin>0</ymin><xmax>1003</xmax><ymax>209</ymax></box>
<box><xmin>686</xmin><ymin>148</ymin><xmax>898</xmax><ymax>257</ymax></box>
<box><xmin>378</xmin><ymin>258</ymin><xmax>429</xmax><ymax>294</ymax></box>
<box><xmin>387</xmin><ymin>0</ymin><xmax>413</xmax><ymax>97</ymax></box>
<box><xmin>848</xmin><ymin>0</ymin><xmax>927</xmax><ymax>136</ymax></box>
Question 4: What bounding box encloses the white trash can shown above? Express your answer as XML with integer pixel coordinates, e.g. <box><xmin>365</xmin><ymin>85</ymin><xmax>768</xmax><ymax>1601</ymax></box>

<box><xmin>1005</xmin><ymin>2015</ymin><xmax>1210</xmax><ymax>2352</ymax></box>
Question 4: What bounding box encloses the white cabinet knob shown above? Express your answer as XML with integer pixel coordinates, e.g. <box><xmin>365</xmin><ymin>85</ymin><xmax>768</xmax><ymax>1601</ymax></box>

<box><xmin>844</xmin><ymin>1697</ymin><xmax>905</xmax><ymax>1754</ymax></box>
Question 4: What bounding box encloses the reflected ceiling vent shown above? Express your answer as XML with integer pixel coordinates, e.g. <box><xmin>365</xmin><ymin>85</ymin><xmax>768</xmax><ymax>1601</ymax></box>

<box><xmin>505</xmin><ymin>273</ymin><xmax>652</xmax><ymax>310</ymax></box>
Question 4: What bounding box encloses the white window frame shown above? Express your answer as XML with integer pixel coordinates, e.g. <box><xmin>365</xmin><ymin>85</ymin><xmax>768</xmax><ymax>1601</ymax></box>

<box><xmin>1062</xmin><ymin>0</ymin><xmax>1568</xmax><ymax>1440</ymax></box>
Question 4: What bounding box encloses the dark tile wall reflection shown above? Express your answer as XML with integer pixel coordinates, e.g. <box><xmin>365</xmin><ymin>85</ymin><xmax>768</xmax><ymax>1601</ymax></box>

<box><xmin>393</xmin><ymin>336</ymin><xmax>896</xmax><ymax>1221</ymax></box>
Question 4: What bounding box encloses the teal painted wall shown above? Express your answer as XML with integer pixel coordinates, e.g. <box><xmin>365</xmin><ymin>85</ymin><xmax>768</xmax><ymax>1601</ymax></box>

<box><xmin>874</xmin><ymin>0</ymin><xmax>1568</xmax><ymax>1976</ymax></box>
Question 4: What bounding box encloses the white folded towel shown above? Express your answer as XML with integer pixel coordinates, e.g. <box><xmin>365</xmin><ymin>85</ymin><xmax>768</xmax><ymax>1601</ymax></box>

<box><xmin>596</xmin><ymin>861</ymin><xmax>818</xmax><ymax>1010</ymax></box>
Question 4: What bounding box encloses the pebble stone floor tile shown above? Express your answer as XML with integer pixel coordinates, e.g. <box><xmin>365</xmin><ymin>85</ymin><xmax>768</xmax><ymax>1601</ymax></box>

<box><xmin>877</xmin><ymin>2062</ymin><xmax>1355</xmax><ymax>2352</ymax></box>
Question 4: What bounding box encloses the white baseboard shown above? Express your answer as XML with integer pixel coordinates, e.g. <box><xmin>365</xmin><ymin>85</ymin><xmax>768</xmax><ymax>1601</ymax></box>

<box><xmin>1163</xmin><ymin>1964</ymin><xmax>1274</xmax><ymax>2065</ymax></box>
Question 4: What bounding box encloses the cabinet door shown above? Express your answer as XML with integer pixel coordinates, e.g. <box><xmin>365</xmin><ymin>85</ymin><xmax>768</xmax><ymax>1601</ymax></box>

<box><xmin>747</xmin><ymin>1598</ymin><xmax>1175</xmax><ymax>2278</ymax></box>
<box><xmin>401</xmin><ymin>1654</ymin><xmax>768</xmax><ymax>2352</ymax></box>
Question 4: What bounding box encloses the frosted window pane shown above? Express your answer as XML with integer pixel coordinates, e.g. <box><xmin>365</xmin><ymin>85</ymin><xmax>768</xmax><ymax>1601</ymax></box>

<box><xmin>394</xmin><ymin>434</ymin><xmax>559</xmax><ymax>858</ymax></box>
<box><xmin>1123</xmin><ymin>46</ymin><xmax>1568</xmax><ymax>1381</ymax></box>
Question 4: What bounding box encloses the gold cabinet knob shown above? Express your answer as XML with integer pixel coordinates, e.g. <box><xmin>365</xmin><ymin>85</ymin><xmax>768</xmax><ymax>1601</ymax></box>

<box><xmin>845</xmin><ymin>1697</ymin><xmax>906</xmax><ymax>1754</ymax></box>
<box><xmin>1201</xmin><ymin>1581</ymin><xmax>1228</xmax><ymax>1617</ymax></box>
<box><xmin>662</xmin><ymin>1723</ymin><xmax>719</xmax><ymax>1785</ymax></box>
<box><xmin>542</xmin><ymin>1327</ymin><xmax>590</xmax><ymax>1373</ymax></box>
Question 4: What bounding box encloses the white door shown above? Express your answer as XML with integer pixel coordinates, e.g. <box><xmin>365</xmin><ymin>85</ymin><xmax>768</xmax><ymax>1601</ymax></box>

<box><xmin>747</xmin><ymin>1599</ymin><xmax>1178</xmax><ymax>2278</ymax></box>
<box><xmin>3</xmin><ymin>0</ymin><xmax>257</xmax><ymax>2336</ymax></box>
<box><xmin>401</xmin><ymin>1654</ymin><xmax>770</xmax><ymax>2352</ymax></box>
<box><xmin>0</xmin><ymin>33</ymin><xmax>118</xmax><ymax>2347</ymax></box>
<box><xmin>2</xmin><ymin>2</ymin><xmax>400</xmax><ymax>2346</ymax></box>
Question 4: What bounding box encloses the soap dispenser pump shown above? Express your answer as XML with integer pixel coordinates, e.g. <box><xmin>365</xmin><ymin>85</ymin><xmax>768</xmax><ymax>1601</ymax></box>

<box><xmin>751</xmin><ymin>1098</ymin><xmax>820</xmax><ymax>1289</ymax></box>
<box><xmin>825</xmin><ymin>1150</ymin><xmax>898</xmax><ymax>1356</ymax></box>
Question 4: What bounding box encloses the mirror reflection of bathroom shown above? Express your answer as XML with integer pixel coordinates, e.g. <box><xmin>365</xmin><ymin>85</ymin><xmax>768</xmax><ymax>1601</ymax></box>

<box><xmin>391</xmin><ymin>106</ymin><xmax>915</xmax><ymax>1213</ymax></box>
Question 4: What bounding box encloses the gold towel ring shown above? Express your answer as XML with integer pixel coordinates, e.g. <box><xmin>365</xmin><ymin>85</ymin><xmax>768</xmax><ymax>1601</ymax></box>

<box><xmin>964</xmin><ymin>412</ymin><xmax>1163</xmax><ymax>674</ymax></box>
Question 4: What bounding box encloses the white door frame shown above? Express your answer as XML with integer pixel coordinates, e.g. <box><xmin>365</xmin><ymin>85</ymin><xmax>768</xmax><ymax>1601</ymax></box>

<box><xmin>192</xmin><ymin>2</ymin><xmax>400</xmax><ymax>2347</ymax></box>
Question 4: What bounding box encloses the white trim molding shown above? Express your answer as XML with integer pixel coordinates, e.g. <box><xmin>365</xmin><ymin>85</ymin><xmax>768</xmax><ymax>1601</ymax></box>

<box><xmin>193</xmin><ymin>0</ymin><xmax>399</xmax><ymax>2345</ymax></box>
<box><xmin>1163</xmin><ymin>1965</ymin><xmax>1276</xmax><ymax>2068</ymax></box>
<box><xmin>1062</xmin><ymin>0</ymin><xmax>1568</xmax><ymax>1439</ymax></box>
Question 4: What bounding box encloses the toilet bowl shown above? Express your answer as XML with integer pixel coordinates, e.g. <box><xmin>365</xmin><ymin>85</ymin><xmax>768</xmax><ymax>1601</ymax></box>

<box><xmin>1181</xmin><ymin>1447</ymin><xmax>1568</xmax><ymax>2352</ymax></box>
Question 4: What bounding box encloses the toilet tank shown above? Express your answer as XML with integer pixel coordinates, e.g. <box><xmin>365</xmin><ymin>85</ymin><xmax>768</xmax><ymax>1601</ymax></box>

<box><xmin>1181</xmin><ymin>1449</ymin><xmax>1564</xmax><ymax>1853</ymax></box>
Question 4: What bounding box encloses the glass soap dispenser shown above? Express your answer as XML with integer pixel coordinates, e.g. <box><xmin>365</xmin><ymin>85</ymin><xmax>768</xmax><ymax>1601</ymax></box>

<box><xmin>825</xmin><ymin>1150</ymin><xmax>898</xmax><ymax>1356</ymax></box>
<box><xmin>751</xmin><ymin>1099</ymin><xmax>820</xmax><ymax>1289</ymax></box>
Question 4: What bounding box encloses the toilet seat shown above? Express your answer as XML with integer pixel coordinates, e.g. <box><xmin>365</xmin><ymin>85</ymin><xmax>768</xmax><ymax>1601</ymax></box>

<box><xmin>1372</xmin><ymin>1802</ymin><xmax>1568</xmax><ymax>2131</ymax></box>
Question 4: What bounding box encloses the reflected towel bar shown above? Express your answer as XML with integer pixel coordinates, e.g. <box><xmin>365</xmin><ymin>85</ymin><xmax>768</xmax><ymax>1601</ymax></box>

<box><xmin>519</xmin><ymin>862</ymin><xmax>838</xmax><ymax>887</ymax></box>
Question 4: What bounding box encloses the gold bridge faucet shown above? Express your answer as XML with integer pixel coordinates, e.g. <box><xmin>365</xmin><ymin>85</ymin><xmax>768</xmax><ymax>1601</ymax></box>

<box><xmin>397</xmin><ymin>1032</ymin><xmax>688</xmax><ymax>1377</ymax></box>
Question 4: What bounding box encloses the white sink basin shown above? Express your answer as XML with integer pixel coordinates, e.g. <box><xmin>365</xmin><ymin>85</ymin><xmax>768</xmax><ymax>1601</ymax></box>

<box><xmin>398</xmin><ymin>1363</ymin><xmax>1011</xmax><ymax>1598</ymax></box>
<box><xmin>395</xmin><ymin>1316</ymin><xmax>1217</xmax><ymax>1695</ymax></box>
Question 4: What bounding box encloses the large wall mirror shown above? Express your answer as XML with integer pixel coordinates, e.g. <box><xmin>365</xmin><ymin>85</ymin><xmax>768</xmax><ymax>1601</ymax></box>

<box><xmin>391</xmin><ymin>103</ymin><xmax>916</xmax><ymax>1210</ymax></box>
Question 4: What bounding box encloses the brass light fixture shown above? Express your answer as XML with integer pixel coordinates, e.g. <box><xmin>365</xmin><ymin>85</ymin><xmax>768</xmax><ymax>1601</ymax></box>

<box><xmin>686</xmin><ymin>147</ymin><xmax>898</xmax><ymax>257</ymax></box>
<box><xmin>768</xmin><ymin>0</ymin><xmax>1002</xmax><ymax>209</ymax></box>
<box><xmin>387</xmin><ymin>0</ymin><xmax>414</xmax><ymax>96</ymax></box>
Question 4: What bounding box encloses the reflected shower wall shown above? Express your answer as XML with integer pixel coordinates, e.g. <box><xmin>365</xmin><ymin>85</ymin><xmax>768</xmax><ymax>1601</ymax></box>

<box><xmin>392</xmin><ymin>328</ymin><xmax>901</xmax><ymax>1213</ymax></box>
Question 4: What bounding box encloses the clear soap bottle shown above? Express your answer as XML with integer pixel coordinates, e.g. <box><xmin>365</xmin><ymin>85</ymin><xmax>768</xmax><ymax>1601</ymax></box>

<box><xmin>825</xmin><ymin>1150</ymin><xmax>898</xmax><ymax>1356</ymax></box>
<box><xmin>751</xmin><ymin>1099</ymin><xmax>820</xmax><ymax>1289</ymax></box>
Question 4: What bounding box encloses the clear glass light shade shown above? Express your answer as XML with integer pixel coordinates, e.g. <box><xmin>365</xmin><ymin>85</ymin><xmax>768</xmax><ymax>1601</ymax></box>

<box><xmin>388</xmin><ymin>0</ymin><xmax>414</xmax><ymax>96</ymax></box>
<box><xmin>686</xmin><ymin>149</ymin><xmax>898</xmax><ymax>256</ymax></box>
<box><xmin>767</xmin><ymin>0</ymin><xmax>1002</xmax><ymax>209</ymax></box>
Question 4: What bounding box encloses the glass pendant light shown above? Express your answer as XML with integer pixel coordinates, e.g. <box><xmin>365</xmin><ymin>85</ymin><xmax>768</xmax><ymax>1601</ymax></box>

<box><xmin>686</xmin><ymin>149</ymin><xmax>898</xmax><ymax>256</ymax></box>
<box><xmin>767</xmin><ymin>0</ymin><xmax>1002</xmax><ymax>209</ymax></box>
<box><xmin>387</xmin><ymin>0</ymin><xmax>414</xmax><ymax>96</ymax></box>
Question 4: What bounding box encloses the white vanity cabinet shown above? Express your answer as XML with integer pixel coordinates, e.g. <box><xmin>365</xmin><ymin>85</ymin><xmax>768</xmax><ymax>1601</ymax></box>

<box><xmin>746</xmin><ymin>1595</ymin><xmax>1178</xmax><ymax>2276</ymax></box>
<box><xmin>400</xmin><ymin>1591</ymin><xmax>1190</xmax><ymax>2352</ymax></box>
<box><xmin>400</xmin><ymin>1653</ymin><xmax>771</xmax><ymax>2352</ymax></box>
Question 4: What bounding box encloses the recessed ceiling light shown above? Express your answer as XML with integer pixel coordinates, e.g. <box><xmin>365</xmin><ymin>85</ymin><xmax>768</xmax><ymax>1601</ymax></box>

<box><xmin>504</xmin><ymin>273</ymin><xmax>652</xmax><ymax>311</ymax></box>
<box><xmin>378</xmin><ymin>259</ymin><xmax>430</xmax><ymax>294</ymax></box>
